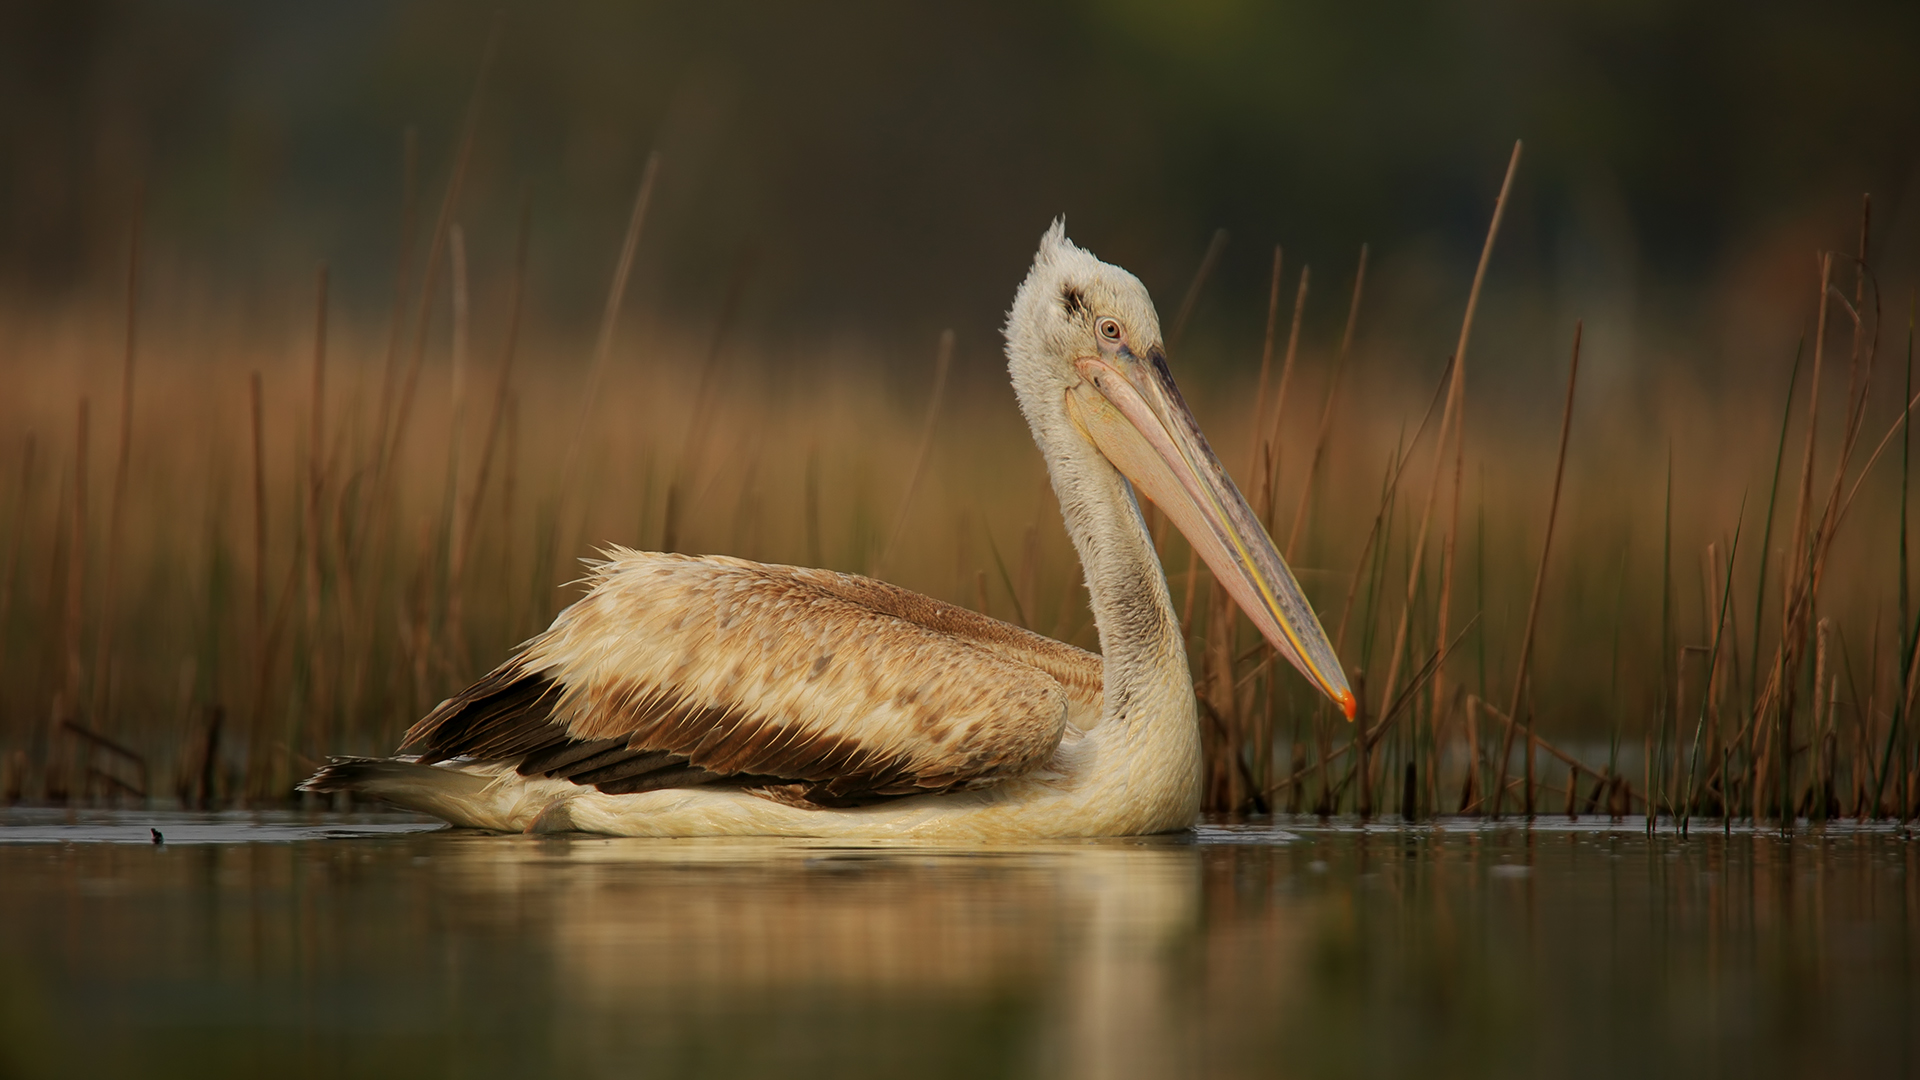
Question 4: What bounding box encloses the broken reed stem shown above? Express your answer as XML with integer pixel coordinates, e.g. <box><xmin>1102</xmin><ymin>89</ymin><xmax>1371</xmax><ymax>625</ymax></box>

<box><xmin>1286</xmin><ymin>244</ymin><xmax>1367</xmax><ymax>561</ymax></box>
<box><xmin>1832</xmin><ymin>379</ymin><xmax>1920</xmax><ymax>533</ymax></box>
<box><xmin>1473</xmin><ymin>698</ymin><xmax>1643</xmax><ymax>802</ymax></box>
<box><xmin>1493</xmin><ymin>320</ymin><xmax>1581</xmax><ymax>816</ymax></box>
<box><xmin>874</xmin><ymin>329</ymin><xmax>955</xmax><ymax>577</ymax></box>
<box><xmin>89</xmin><ymin>207</ymin><xmax>141</xmax><ymax>733</ymax></box>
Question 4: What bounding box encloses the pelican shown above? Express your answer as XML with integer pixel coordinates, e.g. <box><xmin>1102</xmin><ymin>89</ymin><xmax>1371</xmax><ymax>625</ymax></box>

<box><xmin>302</xmin><ymin>223</ymin><xmax>1355</xmax><ymax>838</ymax></box>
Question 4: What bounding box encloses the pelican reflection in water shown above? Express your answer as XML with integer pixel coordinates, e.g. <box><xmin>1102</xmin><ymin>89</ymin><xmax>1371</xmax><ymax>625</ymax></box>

<box><xmin>304</xmin><ymin>223</ymin><xmax>1353</xmax><ymax>837</ymax></box>
<box><xmin>432</xmin><ymin>838</ymin><xmax>1284</xmax><ymax>1080</ymax></box>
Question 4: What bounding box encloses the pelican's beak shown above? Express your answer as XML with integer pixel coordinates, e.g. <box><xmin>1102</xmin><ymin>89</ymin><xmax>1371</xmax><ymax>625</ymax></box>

<box><xmin>1067</xmin><ymin>347</ymin><xmax>1357</xmax><ymax>720</ymax></box>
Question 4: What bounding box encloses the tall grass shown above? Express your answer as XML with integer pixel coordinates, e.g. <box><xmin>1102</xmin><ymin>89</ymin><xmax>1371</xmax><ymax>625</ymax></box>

<box><xmin>0</xmin><ymin>165</ymin><xmax>1912</xmax><ymax>826</ymax></box>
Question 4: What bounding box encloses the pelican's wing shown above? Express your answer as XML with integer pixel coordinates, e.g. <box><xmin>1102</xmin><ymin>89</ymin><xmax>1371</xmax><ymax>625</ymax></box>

<box><xmin>401</xmin><ymin>549</ymin><xmax>1103</xmax><ymax>804</ymax></box>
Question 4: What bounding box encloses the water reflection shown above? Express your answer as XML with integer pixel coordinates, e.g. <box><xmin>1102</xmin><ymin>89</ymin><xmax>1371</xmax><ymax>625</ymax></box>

<box><xmin>0</xmin><ymin>817</ymin><xmax>1913</xmax><ymax>1079</ymax></box>
<box><xmin>428</xmin><ymin>835</ymin><xmax>1218</xmax><ymax>1080</ymax></box>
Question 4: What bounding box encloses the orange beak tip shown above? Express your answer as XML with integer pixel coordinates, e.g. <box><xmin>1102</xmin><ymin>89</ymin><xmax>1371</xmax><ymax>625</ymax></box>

<box><xmin>1336</xmin><ymin>690</ymin><xmax>1358</xmax><ymax>722</ymax></box>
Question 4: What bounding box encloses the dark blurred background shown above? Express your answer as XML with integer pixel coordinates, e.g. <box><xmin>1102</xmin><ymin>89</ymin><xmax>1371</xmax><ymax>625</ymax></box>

<box><xmin>3</xmin><ymin>0</ymin><xmax>1917</xmax><ymax>377</ymax></box>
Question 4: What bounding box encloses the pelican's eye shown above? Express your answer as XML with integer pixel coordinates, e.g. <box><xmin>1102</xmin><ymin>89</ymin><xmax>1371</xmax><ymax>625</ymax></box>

<box><xmin>1096</xmin><ymin>317</ymin><xmax>1122</xmax><ymax>342</ymax></box>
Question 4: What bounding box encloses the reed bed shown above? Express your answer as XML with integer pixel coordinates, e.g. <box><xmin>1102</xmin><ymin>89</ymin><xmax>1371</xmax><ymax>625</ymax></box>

<box><xmin>0</xmin><ymin>161</ymin><xmax>1912</xmax><ymax>829</ymax></box>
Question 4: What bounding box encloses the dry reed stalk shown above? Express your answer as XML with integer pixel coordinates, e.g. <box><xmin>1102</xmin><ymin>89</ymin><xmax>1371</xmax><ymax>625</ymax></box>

<box><xmin>1164</xmin><ymin>227</ymin><xmax>1233</xmax><ymax>678</ymax></box>
<box><xmin>1767</xmin><ymin>244</ymin><xmax>1887</xmax><ymax>821</ymax></box>
<box><xmin>1832</xmin><ymin>381</ymin><xmax>1920</xmax><ymax>534</ymax></box>
<box><xmin>1748</xmin><ymin>344</ymin><xmax>1801</xmax><ymax>816</ymax></box>
<box><xmin>90</xmin><ymin>207</ymin><xmax>141</xmax><ymax>732</ymax></box>
<box><xmin>1205</xmin><ymin>262</ymin><xmax>1301</xmax><ymax>811</ymax></box>
<box><xmin>1474</xmin><ymin>697</ymin><xmax>1635</xmax><ymax>796</ymax></box>
<box><xmin>1429</xmin><ymin>352</ymin><xmax>1469</xmax><ymax>811</ymax></box>
<box><xmin>873</xmin><ymin>329</ymin><xmax>954</xmax><ymax>577</ymax></box>
<box><xmin>456</xmin><ymin>194</ymin><xmax>532</xmax><ymax>583</ymax></box>
<box><xmin>1202</xmin><ymin>570</ymin><xmax>1242</xmax><ymax>810</ymax></box>
<box><xmin>1169</xmin><ymin>228</ymin><xmax>1228</xmax><ymax>352</ymax></box>
<box><xmin>1354</xmin><ymin>672</ymin><xmax>1371</xmax><ymax>816</ymax></box>
<box><xmin>429</xmin><ymin>226</ymin><xmax>475</xmax><ymax>685</ymax></box>
<box><xmin>804</xmin><ymin>445</ymin><xmax>822</xmax><ymax>566</ymax></box>
<box><xmin>379</xmin><ymin>18</ymin><xmax>500</xmax><ymax>487</ymax></box>
<box><xmin>1363</xmin><ymin>616</ymin><xmax>1477</xmax><ymax>749</ymax></box>
<box><xmin>1682</xmin><ymin>504</ymin><xmax>1744</xmax><ymax>832</ymax></box>
<box><xmin>561</xmin><ymin>151</ymin><xmax>661</xmax><ymax>491</ymax></box>
<box><xmin>1263</xmin><ymin>620</ymin><xmax>1472</xmax><ymax>803</ymax></box>
<box><xmin>445</xmin><ymin>225</ymin><xmax>471</xmax><ymax>561</ymax></box>
<box><xmin>1259</xmin><ymin>266</ymin><xmax>1310</xmax><ymax>527</ymax></box>
<box><xmin>373</xmin><ymin>126</ymin><xmax>420</xmax><ymax>459</ymax></box>
<box><xmin>1286</xmin><ymin>245</ymin><xmax>1367</xmax><ymax>561</ymax></box>
<box><xmin>49</xmin><ymin>398</ymin><xmax>89</xmax><ymax>800</ymax></box>
<box><xmin>1378</xmin><ymin>141</ymin><xmax>1521</xmax><ymax>719</ymax></box>
<box><xmin>982</xmin><ymin>524</ymin><xmax>1027</xmax><ymax>628</ymax></box>
<box><xmin>303</xmin><ymin>264</ymin><xmax>333</xmax><ymax>751</ymax></box>
<box><xmin>1017</xmin><ymin>522</ymin><xmax>1040</xmax><ymax>632</ymax></box>
<box><xmin>1812</xmin><ymin>620</ymin><xmax>1831</xmax><ymax>815</ymax></box>
<box><xmin>1492</xmin><ymin>322</ymin><xmax>1581</xmax><ymax>816</ymax></box>
<box><xmin>1836</xmin><ymin>196</ymin><xmax>1874</xmax><ymax>459</ymax></box>
<box><xmin>1775</xmin><ymin>254</ymin><xmax>1834</xmax><ymax>817</ymax></box>
<box><xmin>1458</xmin><ymin>691</ymin><xmax>1481</xmax><ymax>812</ymax></box>
<box><xmin>1332</xmin><ymin>361</ymin><xmax>1453</xmax><ymax>654</ymax></box>
<box><xmin>249</xmin><ymin>373</ymin><xmax>267</xmax><ymax>638</ymax></box>
<box><xmin>1874</xmin><ymin>301</ymin><xmax>1915</xmax><ymax>811</ymax></box>
<box><xmin>1178</xmin><ymin>546</ymin><xmax>1200</xmax><ymax>642</ymax></box>
<box><xmin>0</xmin><ymin>435</ymin><xmax>37</xmax><ymax>660</ymax></box>
<box><xmin>1707</xmin><ymin>543</ymin><xmax>1726</xmax><ymax>781</ymax></box>
<box><xmin>1247</xmin><ymin>246</ymin><xmax>1284</xmax><ymax>487</ymax></box>
<box><xmin>662</xmin><ymin>247</ymin><xmax>755</xmax><ymax>553</ymax></box>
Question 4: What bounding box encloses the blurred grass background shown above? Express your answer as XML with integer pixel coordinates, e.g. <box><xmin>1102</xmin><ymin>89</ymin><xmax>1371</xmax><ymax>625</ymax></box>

<box><xmin>0</xmin><ymin>0</ymin><xmax>1916</xmax><ymax>816</ymax></box>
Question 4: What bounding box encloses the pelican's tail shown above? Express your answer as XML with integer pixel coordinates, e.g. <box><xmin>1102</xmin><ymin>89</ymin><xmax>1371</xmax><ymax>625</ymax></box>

<box><xmin>300</xmin><ymin>756</ymin><xmax>559</xmax><ymax>831</ymax></box>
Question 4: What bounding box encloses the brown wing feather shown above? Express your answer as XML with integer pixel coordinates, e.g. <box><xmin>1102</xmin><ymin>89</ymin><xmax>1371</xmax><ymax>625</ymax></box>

<box><xmin>402</xmin><ymin>550</ymin><xmax>1102</xmax><ymax>803</ymax></box>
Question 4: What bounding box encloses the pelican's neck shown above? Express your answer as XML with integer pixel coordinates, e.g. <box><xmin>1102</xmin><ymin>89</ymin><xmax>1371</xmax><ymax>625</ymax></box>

<box><xmin>1034</xmin><ymin>412</ymin><xmax>1192</xmax><ymax>733</ymax></box>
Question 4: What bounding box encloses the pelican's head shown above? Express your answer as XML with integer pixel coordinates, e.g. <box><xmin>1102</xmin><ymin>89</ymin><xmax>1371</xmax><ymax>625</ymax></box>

<box><xmin>1005</xmin><ymin>221</ymin><xmax>1356</xmax><ymax>720</ymax></box>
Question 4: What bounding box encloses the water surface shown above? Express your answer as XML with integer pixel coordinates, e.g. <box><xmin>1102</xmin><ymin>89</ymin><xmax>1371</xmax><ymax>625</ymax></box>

<box><xmin>0</xmin><ymin>811</ymin><xmax>1913</xmax><ymax>1078</ymax></box>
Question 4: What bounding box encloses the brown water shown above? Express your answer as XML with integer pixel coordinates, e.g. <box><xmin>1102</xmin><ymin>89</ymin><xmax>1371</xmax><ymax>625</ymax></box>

<box><xmin>0</xmin><ymin>811</ymin><xmax>1913</xmax><ymax>1079</ymax></box>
